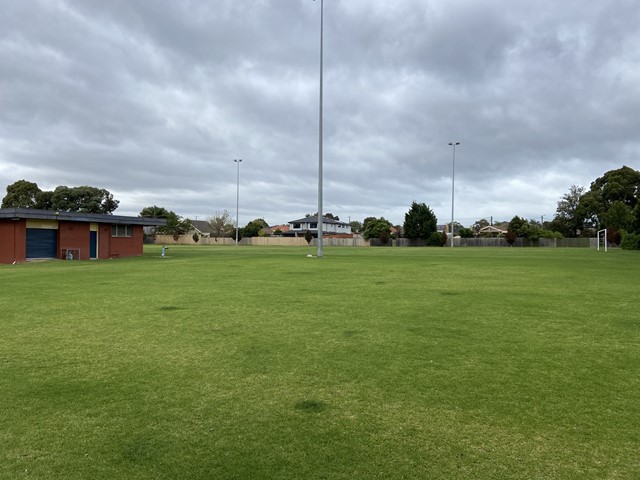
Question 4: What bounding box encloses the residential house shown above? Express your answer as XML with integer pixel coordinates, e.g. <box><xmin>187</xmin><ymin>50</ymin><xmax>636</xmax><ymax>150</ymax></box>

<box><xmin>189</xmin><ymin>220</ymin><xmax>215</xmax><ymax>238</ymax></box>
<box><xmin>285</xmin><ymin>216</ymin><xmax>352</xmax><ymax>237</ymax></box>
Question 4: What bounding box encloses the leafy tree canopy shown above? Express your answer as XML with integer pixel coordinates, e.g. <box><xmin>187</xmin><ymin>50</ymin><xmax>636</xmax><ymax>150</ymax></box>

<box><xmin>1</xmin><ymin>179</ymin><xmax>41</xmax><ymax>208</ymax></box>
<box><xmin>403</xmin><ymin>201</ymin><xmax>437</xmax><ymax>241</ymax></box>
<box><xmin>306</xmin><ymin>212</ymin><xmax>339</xmax><ymax>221</ymax></box>
<box><xmin>155</xmin><ymin>211</ymin><xmax>192</xmax><ymax>240</ymax></box>
<box><xmin>2</xmin><ymin>180</ymin><xmax>119</xmax><ymax>213</ymax></box>
<box><xmin>473</xmin><ymin>219</ymin><xmax>490</xmax><ymax>233</ymax></box>
<box><xmin>363</xmin><ymin>217</ymin><xmax>392</xmax><ymax>241</ymax></box>
<box><xmin>590</xmin><ymin>165</ymin><xmax>640</xmax><ymax>208</ymax></box>
<box><xmin>362</xmin><ymin>217</ymin><xmax>378</xmax><ymax>233</ymax></box>
<box><xmin>507</xmin><ymin>216</ymin><xmax>528</xmax><ymax>236</ymax></box>
<box><xmin>602</xmin><ymin>201</ymin><xmax>635</xmax><ymax>233</ymax></box>
<box><xmin>551</xmin><ymin>185</ymin><xmax>585</xmax><ymax>237</ymax></box>
<box><xmin>349</xmin><ymin>220</ymin><xmax>363</xmax><ymax>233</ymax></box>
<box><xmin>577</xmin><ymin>166</ymin><xmax>640</xmax><ymax>232</ymax></box>
<box><xmin>139</xmin><ymin>205</ymin><xmax>172</xmax><ymax>218</ymax></box>
<box><xmin>243</xmin><ymin>218</ymin><xmax>269</xmax><ymax>237</ymax></box>
<box><xmin>50</xmin><ymin>186</ymin><xmax>119</xmax><ymax>214</ymax></box>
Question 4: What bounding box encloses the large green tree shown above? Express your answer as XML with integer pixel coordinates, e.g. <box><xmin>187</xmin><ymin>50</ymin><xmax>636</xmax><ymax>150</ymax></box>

<box><xmin>403</xmin><ymin>201</ymin><xmax>437</xmax><ymax>241</ymax></box>
<box><xmin>363</xmin><ymin>217</ymin><xmax>392</xmax><ymax>241</ymax></box>
<box><xmin>602</xmin><ymin>201</ymin><xmax>635</xmax><ymax>233</ymax></box>
<box><xmin>1</xmin><ymin>180</ymin><xmax>41</xmax><ymax>208</ymax></box>
<box><xmin>507</xmin><ymin>216</ymin><xmax>528</xmax><ymax>237</ymax></box>
<box><xmin>2</xmin><ymin>180</ymin><xmax>118</xmax><ymax>213</ymax></box>
<box><xmin>154</xmin><ymin>211</ymin><xmax>192</xmax><ymax>240</ymax></box>
<box><xmin>243</xmin><ymin>218</ymin><xmax>269</xmax><ymax>237</ymax></box>
<box><xmin>139</xmin><ymin>205</ymin><xmax>172</xmax><ymax>218</ymax></box>
<box><xmin>50</xmin><ymin>186</ymin><xmax>119</xmax><ymax>214</ymax></box>
<box><xmin>577</xmin><ymin>166</ymin><xmax>640</xmax><ymax>232</ymax></box>
<box><xmin>550</xmin><ymin>185</ymin><xmax>585</xmax><ymax>237</ymax></box>
<box><xmin>349</xmin><ymin>220</ymin><xmax>363</xmax><ymax>233</ymax></box>
<box><xmin>362</xmin><ymin>217</ymin><xmax>378</xmax><ymax>234</ymax></box>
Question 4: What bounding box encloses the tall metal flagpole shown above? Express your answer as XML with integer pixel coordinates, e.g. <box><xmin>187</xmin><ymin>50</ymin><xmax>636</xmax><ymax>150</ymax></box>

<box><xmin>316</xmin><ymin>0</ymin><xmax>324</xmax><ymax>257</ymax></box>
<box><xmin>448</xmin><ymin>142</ymin><xmax>460</xmax><ymax>247</ymax></box>
<box><xmin>234</xmin><ymin>158</ymin><xmax>242</xmax><ymax>245</ymax></box>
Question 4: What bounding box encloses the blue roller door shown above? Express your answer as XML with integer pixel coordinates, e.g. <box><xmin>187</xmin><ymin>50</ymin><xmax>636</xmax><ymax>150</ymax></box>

<box><xmin>26</xmin><ymin>229</ymin><xmax>57</xmax><ymax>258</ymax></box>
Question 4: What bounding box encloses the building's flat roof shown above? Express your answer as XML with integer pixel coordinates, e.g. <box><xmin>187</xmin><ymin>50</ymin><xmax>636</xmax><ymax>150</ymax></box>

<box><xmin>0</xmin><ymin>208</ymin><xmax>167</xmax><ymax>226</ymax></box>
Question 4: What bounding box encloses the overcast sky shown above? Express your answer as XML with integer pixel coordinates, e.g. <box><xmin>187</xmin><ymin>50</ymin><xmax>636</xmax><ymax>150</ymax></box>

<box><xmin>1</xmin><ymin>0</ymin><xmax>639</xmax><ymax>227</ymax></box>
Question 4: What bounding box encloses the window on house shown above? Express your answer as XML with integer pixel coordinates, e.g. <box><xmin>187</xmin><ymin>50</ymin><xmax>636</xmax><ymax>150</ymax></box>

<box><xmin>310</xmin><ymin>223</ymin><xmax>317</xmax><ymax>229</ymax></box>
<box><xmin>112</xmin><ymin>224</ymin><xmax>133</xmax><ymax>237</ymax></box>
<box><xmin>293</xmin><ymin>223</ymin><xmax>301</xmax><ymax>229</ymax></box>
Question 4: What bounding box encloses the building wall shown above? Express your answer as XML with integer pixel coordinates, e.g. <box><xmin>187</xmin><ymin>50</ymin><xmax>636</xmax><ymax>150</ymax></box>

<box><xmin>0</xmin><ymin>220</ymin><xmax>146</xmax><ymax>264</ymax></box>
<box><xmin>108</xmin><ymin>225</ymin><xmax>144</xmax><ymax>257</ymax></box>
<box><xmin>0</xmin><ymin>219</ymin><xmax>26</xmax><ymax>263</ymax></box>
<box><xmin>98</xmin><ymin>224</ymin><xmax>111</xmax><ymax>259</ymax></box>
<box><xmin>59</xmin><ymin>221</ymin><xmax>91</xmax><ymax>260</ymax></box>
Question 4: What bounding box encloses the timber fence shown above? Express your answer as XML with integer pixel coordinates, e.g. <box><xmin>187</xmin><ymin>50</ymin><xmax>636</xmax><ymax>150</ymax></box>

<box><xmin>155</xmin><ymin>235</ymin><xmax>595</xmax><ymax>248</ymax></box>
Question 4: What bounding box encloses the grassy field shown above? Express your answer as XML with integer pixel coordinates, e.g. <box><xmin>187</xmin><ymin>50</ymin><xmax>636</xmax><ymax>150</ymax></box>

<box><xmin>1</xmin><ymin>245</ymin><xmax>639</xmax><ymax>479</ymax></box>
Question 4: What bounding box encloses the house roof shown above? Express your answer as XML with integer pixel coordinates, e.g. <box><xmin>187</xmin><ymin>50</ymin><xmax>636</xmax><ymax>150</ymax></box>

<box><xmin>289</xmin><ymin>216</ymin><xmax>350</xmax><ymax>226</ymax></box>
<box><xmin>189</xmin><ymin>220</ymin><xmax>214</xmax><ymax>234</ymax></box>
<box><xmin>0</xmin><ymin>208</ymin><xmax>167</xmax><ymax>226</ymax></box>
<box><xmin>267</xmin><ymin>224</ymin><xmax>290</xmax><ymax>233</ymax></box>
<box><xmin>478</xmin><ymin>225</ymin><xmax>507</xmax><ymax>234</ymax></box>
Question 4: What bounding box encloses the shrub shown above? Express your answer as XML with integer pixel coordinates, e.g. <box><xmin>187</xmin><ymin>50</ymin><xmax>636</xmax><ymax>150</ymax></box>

<box><xmin>440</xmin><ymin>232</ymin><xmax>448</xmax><ymax>246</ymax></box>
<box><xmin>427</xmin><ymin>231</ymin><xmax>444</xmax><ymax>247</ymax></box>
<box><xmin>539</xmin><ymin>230</ymin><xmax>564</xmax><ymax>239</ymax></box>
<box><xmin>380</xmin><ymin>229</ymin><xmax>390</xmax><ymax>246</ymax></box>
<box><xmin>459</xmin><ymin>227</ymin><xmax>474</xmax><ymax>238</ymax></box>
<box><xmin>620</xmin><ymin>231</ymin><xmax>640</xmax><ymax>250</ymax></box>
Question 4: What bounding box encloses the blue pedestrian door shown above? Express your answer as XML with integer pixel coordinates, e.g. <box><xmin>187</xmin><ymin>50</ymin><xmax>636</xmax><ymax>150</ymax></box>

<box><xmin>90</xmin><ymin>231</ymin><xmax>98</xmax><ymax>259</ymax></box>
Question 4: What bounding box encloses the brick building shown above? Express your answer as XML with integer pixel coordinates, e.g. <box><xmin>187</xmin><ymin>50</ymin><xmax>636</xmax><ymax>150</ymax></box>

<box><xmin>0</xmin><ymin>208</ymin><xmax>166</xmax><ymax>264</ymax></box>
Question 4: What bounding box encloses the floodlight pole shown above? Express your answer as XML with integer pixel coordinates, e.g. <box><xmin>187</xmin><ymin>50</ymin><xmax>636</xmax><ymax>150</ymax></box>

<box><xmin>316</xmin><ymin>0</ymin><xmax>324</xmax><ymax>257</ymax></box>
<box><xmin>234</xmin><ymin>158</ymin><xmax>242</xmax><ymax>245</ymax></box>
<box><xmin>448</xmin><ymin>142</ymin><xmax>460</xmax><ymax>248</ymax></box>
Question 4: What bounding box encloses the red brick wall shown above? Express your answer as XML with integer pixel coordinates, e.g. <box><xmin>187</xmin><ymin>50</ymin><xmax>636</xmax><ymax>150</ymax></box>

<box><xmin>98</xmin><ymin>224</ymin><xmax>111</xmax><ymax>259</ymax></box>
<box><xmin>58</xmin><ymin>221</ymin><xmax>91</xmax><ymax>260</ymax></box>
<box><xmin>59</xmin><ymin>223</ymin><xmax>143</xmax><ymax>260</ymax></box>
<box><xmin>1</xmin><ymin>220</ymin><xmax>145</xmax><ymax>263</ymax></box>
<box><xmin>0</xmin><ymin>219</ymin><xmax>26</xmax><ymax>263</ymax></box>
<box><xmin>108</xmin><ymin>225</ymin><xmax>144</xmax><ymax>257</ymax></box>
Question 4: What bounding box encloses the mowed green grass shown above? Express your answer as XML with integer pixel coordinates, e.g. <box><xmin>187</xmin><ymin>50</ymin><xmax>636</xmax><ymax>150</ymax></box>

<box><xmin>1</xmin><ymin>245</ymin><xmax>639</xmax><ymax>479</ymax></box>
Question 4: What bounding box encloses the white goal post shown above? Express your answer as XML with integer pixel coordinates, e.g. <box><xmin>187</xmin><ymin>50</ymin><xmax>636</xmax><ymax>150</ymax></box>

<box><xmin>597</xmin><ymin>229</ymin><xmax>607</xmax><ymax>252</ymax></box>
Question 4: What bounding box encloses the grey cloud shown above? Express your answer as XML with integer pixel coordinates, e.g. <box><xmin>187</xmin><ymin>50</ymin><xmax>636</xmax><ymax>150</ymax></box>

<box><xmin>1</xmin><ymin>0</ymin><xmax>638</xmax><ymax>226</ymax></box>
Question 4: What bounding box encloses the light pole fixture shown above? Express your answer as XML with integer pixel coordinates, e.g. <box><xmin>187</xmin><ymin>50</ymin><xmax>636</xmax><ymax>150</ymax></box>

<box><xmin>448</xmin><ymin>142</ymin><xmax>460</xmax><ymax>248</ymax></box>
<box><xmin>234</xmin><ymin>158</ymin><xmax>242</xmax><ymax>246</ymax></box>
<box><xmin>315</xmin><ymin>0</ymin><xmax>324</xmax><ymax>257</ymax></box>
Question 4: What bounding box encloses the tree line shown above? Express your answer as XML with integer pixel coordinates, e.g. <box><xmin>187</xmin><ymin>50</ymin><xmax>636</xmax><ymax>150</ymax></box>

<box><xmin>1</xmin><ymin>179</ymin><xmax>118</xmax><ymax>214</ymax></box>
<box><xmin>3</xmin><ymin>165</ymin><xmax>639</xmax><ymax>249</ymax></box>
<box><xmin>502</xmin><ymin>166</ymin><xmax>640</xmax><ymax>249</ymax></box>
